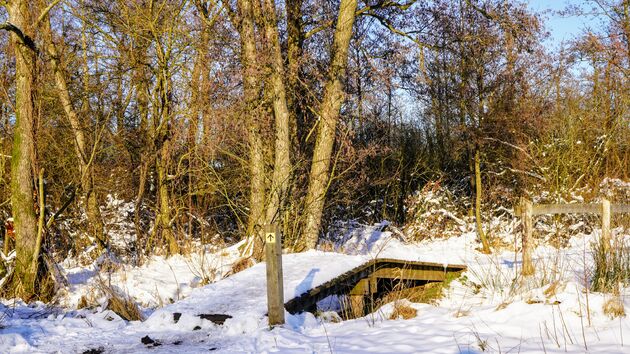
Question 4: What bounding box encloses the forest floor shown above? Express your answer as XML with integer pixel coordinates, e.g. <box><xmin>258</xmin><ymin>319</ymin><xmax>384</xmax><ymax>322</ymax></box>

<box><xmin>1</xmin><ymin>205</ymin><xmax>630</xmax><ymax>353</ymax></box>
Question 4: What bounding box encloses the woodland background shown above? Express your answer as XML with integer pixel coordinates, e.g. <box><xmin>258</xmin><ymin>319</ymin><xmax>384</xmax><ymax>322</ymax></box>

<box><xmin>0</xmin><ymin>0</ymin><xmax>628</xmax><ymax>300</ymax></box>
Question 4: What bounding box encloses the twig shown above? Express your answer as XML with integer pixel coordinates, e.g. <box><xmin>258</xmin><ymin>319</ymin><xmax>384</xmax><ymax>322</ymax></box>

<box><xmin>576</xmin><ymin>284</ymin><xmax>588</xmax><ymax>351</ymax></box>
<box><xmin>539</xmin><ymin>323</ymin><xmax>548</xmax><ymax>354</ymax></box>
<box><xmin>35</xmin><ymin>0</ymin><xmax>64</xmax><ymax>27</ymax></box>
<box><xmin>558</xmin><ymin>304</ymin><xmax>574</xmax><ymax>346</ymax></box>
<box><xmin>32</xmin><ymin>168</ymin><xmax>45</xmax><ymax>274</ymax></box>
<box><xmin>320</xmin><ymin>318</ymin><xmax>334</xmax><ymax>354</ymax></box>
<box><xmin>46</xmin><ymin>186</ymin><xmax>76</xmax><ymax>229</ymax></box>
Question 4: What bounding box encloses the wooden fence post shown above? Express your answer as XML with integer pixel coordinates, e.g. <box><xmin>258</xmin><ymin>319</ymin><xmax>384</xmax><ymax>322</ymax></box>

<box><xmin>601</xmin><ymin>198</ymin><xmax>611</xmax><ymax>254</ymax></box>
<box><xmin>265</xmin><ymin>224</ymin><xmax>285</xmax><ymax>326</ymax></box>
<box><xmin>521</xmin><ymin>198</ymin><xmax>534</xmax><ymax>276</ymax></box>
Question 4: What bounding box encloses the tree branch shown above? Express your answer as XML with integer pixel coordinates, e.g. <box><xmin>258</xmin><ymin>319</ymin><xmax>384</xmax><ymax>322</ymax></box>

<box><xmin>46</xmin><ymin>186</ymin><xmax>76</xmax><ymax>229</ymax></box>
<box><xmin>464</xmin><ymin>0</ymin><xmax>494</xmax><ymax>21</ymax></box>
<box><xmin>221</xmin><ymin>0</ymin><xmax>237</xmax><ymax>27</ymax></box>
<box><xmin>363</xmin><ymin>11</ymin><xmax>434</xmax><ymax>49</ymax></box>
<box><xmin>305</xmin><ymin>1</ymin><xmax>417</xmax><ymax>39</ymax></box>
<box><xmin>0</xmin><ymin>22</ymin><xmax>37</xmax><ymax>52</ymax></box>
<box><xmin>35</xmin><ymin>0</ymin><xmax>64</xmax><ymax>27</ymax></box>
<box><xmin>196</xmin><ymin>0</ymin><xmax>223</xmax><ymax>29</ymax></box>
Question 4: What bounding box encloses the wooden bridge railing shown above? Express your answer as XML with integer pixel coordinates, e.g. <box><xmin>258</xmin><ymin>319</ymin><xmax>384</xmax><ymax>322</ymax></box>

<box><xmin>517</xmin><ymin>198</ymin><xmax>630</xmax><ymax>276</ymax></box>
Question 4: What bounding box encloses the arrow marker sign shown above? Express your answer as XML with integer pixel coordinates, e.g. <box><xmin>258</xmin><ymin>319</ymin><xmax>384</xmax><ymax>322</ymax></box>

<box><xmin>266</xmin><ymin>232</ymin><xmax>276</xmax><ymax>244</ymax></box>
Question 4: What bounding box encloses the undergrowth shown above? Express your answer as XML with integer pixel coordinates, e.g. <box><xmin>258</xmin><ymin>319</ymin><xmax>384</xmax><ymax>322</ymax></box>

<box><xmin>591</xmin><ymin>236</ymin><xmax>630</xmax><ymax>293</ymax></box>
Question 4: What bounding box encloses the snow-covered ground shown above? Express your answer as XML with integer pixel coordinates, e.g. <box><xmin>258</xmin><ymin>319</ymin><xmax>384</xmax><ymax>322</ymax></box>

<box><xmin>1</xmin><ymin>220</ymin><xmax>630</xmax><ymax>353</ymax></box>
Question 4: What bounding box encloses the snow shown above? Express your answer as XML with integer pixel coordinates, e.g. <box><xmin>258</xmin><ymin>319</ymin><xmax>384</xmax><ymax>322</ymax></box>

<box><xmin>58</xmin><ymin>240</ymin><xmax>245</xmax><ymax>309</ymax></box>
<box><xmin>1</xmin><ymin>217</ymin><xmax>630</xmax><ymax>353</ymax></box>
<box><xmin>162</xmin><ymin>251</ymin><xmax>368</xmax><ymax>318</ymax></box>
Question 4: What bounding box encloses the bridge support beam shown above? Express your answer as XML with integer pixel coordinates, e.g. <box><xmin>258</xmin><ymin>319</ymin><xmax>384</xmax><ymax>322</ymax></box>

<box><xmin>348</xmin><ymin>278</ymin><xmax>370</xmax><ymax>318</ymax></box>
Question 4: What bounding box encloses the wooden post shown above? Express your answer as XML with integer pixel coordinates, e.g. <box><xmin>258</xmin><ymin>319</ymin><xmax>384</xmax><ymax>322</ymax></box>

<box><xmin>348</xmin><ymin>278</ymin><xmax>369</xmax><ymax>318</ymax></box>
<box><xmin>601</xmin><ymin>198</ymin><xmax>611</xmax><ymax>254</ymax></box>
<box><xmin>521</xmin><ymin>198</ymin><xmax>534</xmax><ymax>276</ymax></box>
<box><xmin>265</xmin><ymin>224</ymin><xmax>285</xmax><ymax>326</ymax></box>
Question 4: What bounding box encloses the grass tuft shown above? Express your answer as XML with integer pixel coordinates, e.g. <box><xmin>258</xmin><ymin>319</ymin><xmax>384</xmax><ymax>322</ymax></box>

<box><xmin>98</xmin><ymin>280</ymin><xmax>144</xmax><ymax>321</ymax></box>
<box><xmin>230</xmin><ymin>257</ymin><xmax>254</xmax><ymax>275</ymax></box>
<box><xmin>389</xmin><ymin>300</ymin><xmax>417</xmax><ymax>320</ymax></box>
<box><xmin>603</xmin><ymin>296</ymin><xmax>626</xmax><ymax>319</ymax></box>
<box><xmin>591</xmin><ymin>237</ymin><xmax>630</xmax><ymax>293</ymax></box>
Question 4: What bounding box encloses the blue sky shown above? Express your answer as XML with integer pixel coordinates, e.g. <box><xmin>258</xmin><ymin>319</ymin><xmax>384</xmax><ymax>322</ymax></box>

<box><xmin>527</xmin><ymin>0</ymin><xmax>604</xmax><ymax>48</ymax></box>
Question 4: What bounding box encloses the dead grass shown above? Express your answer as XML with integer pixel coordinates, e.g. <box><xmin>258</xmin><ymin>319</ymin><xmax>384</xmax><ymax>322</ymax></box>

<box><xmin>543</xmin><ymin>280</ymin><xmax>565</xmax><ymax>298</ymax></box>
<box><xmin>185</xmin><ymin>252</ymin><xmax>218</xmax><ymax>287</ymax></box>
<box><xmin>98</xmin><ymin>256</ymin><xmax>122</xmax><ymax>274</ymax></box>
<box><xmin>386</xmin><ymin>273</ymin><xmax>459</xmax><ymax>305</ymax></box>
<box><xmin>591</xmin><ymin>235</ymin><xmax>630</xmax><ymax>293</ymax></box>
<box><xmin>76</xmin><ymin>287</ymin><xmax>100</xmax><ymax>309</ymax></box>
<box><xmin>389</xmin><ymin>301</ymin><xmax>417</xmax><ymax>320</ymax></box>
<box><xmin>525</xmin><ymin>298</ymin><xmax>543</xmax><ymax>305</ymax></box>
<box><xmin>338</xmin><ymin>295</ymin><xmax>357</xmax><ymax>320</ymax></box>
<box><xmin>319</xmin><ymin>241</ymin><xmax>335</xmax><ymax>252</ymax></box>
<box><xmin>489</xmin><ymin>237</ymin><xmax>511</xmax><ymax>252</ymax></box>
<box><xmin>603</xmin><ymin>296</ymin><xmax>626</xmax><ymax>319</ymax></box>
<box><xmin>77</xmin><ymin>295</ymin><xmax>89</xmax><ymax>309</ymax></box>
<box><xmin>98</xmin><ymin>280</ymin><xmax>144</xmax><ymax>321</ymax></box>
<box><xmin>230</xmin><ymin>257</ymin><xmax>254</xmax><ymax>274</ymax></box>
<box><xmin>317</xmin><ymin>310</ymin><xmax>342</xmax><ymax>323</ymax></box>
<box><xmin>106</xmin><ymin>294</ymin><xmax>144</xmax><ymax>321</ymax></box>
<box><xmin>495</xmin><ymin>301</ymin><xmax>511</xmax><ymax>311</ymax></box>
<box><xmin>453</xmin><ymin>309</ymin><xmax>469</xmax><ymax>317</ymax></box>
<box><xmin>378</xmin><ymin>282</ymin><xmax>441</xmax><ymax>306</ymax></box>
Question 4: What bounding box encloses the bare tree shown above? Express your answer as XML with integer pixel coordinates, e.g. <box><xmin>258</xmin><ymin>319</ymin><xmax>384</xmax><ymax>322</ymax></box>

<box><xmin>302</xmin><ymin>0</ymin><xmax>358</xmax><ymax>249</ymax></box>
<box><xmin>40</xmin><ymin>1</ymin><xmax>105</xmax><ymax>249</ymax></box>
<box><xmin>1</xmin><ymin>0</ymin><xmax>41</xmax><ymax>299</ymax></box>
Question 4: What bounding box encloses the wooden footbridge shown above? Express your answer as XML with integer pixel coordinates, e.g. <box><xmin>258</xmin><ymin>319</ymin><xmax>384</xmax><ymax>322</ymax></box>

<box><xmin>157</xmin><ymin>252</ymin><xmax>467</xmax><ymax>327</ymax></box>
<box><xmin>284</xmin><ymin>258</ymin><xmax>466</xmax><ymax>317</ymax></box>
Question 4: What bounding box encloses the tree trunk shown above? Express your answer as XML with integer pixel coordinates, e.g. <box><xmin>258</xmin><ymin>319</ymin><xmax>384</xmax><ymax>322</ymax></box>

<box><xmin>261</xmin><ymin>0</ymin><xmax>292</xmax><ymax>226</ymax></box>
<box><xmin>474</xmin><ymin>148</ymin><xmax>490</xmax><ymax>254</ymax></box>
<box><xmin>152</xmin><ymin>60</ymin><xmax>178</xmax><ymax>255</ymax></box>
<box><xmin>237</xmin><ymin>0</ymin><xmax>267</xmax><ymax>259</ymax></box>
<box><xmin>188</xmin><ymin>13</ymin><xmax>207</xmax><ymax>240</ymax></box>
<box><xmin>302</xmin><ymin>0</ymin><xmax>358</xmax><ymax>250</ymax></box>
<box><xmin>189</xmin><ymin>1</ymin><xmax>218</xmax><ymax>241</ymax></box>
<box><xmin>285</xmin><ymin>0</ymin><xmax>305</xmax><ymax>147</ymax></box>
<box><xmin>7</xmin><ymin>0</ymin><xmax>40</xmax><ymax>299</ymax></box>
<box><xmin>132</xmin><ymin>38</ymin><xmax>151</xmax><ymax>249</ymax></box>
<box><xmin>156</xmin><ymin>139</ymin><xmax>178</xmax><ymax>255</ymax></box>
